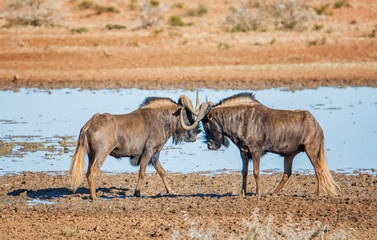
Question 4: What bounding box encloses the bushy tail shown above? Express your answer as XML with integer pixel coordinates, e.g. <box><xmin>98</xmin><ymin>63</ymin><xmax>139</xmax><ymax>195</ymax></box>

<box><xmin>317</xmin><ymin>143</ymin><xmax>340</xmax><ymax>196</ymax></box>
<box><xmin>69</xmin><ymin>129</ymin><xmax>88</xmax><ymax>192</ymax></box>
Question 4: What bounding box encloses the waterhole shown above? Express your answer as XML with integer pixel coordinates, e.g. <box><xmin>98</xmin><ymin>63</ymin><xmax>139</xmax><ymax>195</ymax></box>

<box><xmin>1</xmin><ymin>87</ymin><xmax>376</xmax><ymax>175</ymax></box>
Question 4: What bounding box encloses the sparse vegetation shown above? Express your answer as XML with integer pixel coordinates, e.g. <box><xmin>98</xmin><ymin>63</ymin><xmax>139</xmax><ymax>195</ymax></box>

<box><xmin>126</xmin><ymin>41</ymin><xmax>139</xmax><ymax>47</ymax></box>
<box><xmin>169</xmin><ymin>15</ymin><xmax>190</xmax><ymax>27</ymax></box>
<box><xmin>105</xmin><ymin>24</ymin><xmax>126</xmax><ymax>30</ymax></box>
<box><xmin>334</xmin><ymin>0</ymin><xmax>351</xmax><ymax>9</ymax></box>
<box><xmin>2</xmin><ymin>0</ymin><xmax>63</xmax><ymax>26</ymax></box>
<box><xmin>129</xmin><ymin>0</ymin><xmax>138</xmax><ymax>10</ymax></box>
<box><xmin>187</xmin><ymin>4</ymin><xmax>208</xmax><ymax>17</ymax></box>
<box><xmin>71</xmin><ymin>27</ymin><xmax>89</xmax><ymax>34</ymax></box>
<box><xmin>153</xmin><ymin>27</ymin><xmax>164</xmax><ymax>34</ymax></box>
<box><xmin>77</xmin><ymin>0</ymin><xmax>119</xmax><ymax>15</ymax></box>
<box><xmin>140</xmin><ymin>0</ymin><xmax>169</xmax><ymax>28</ymax></box>
<box><xmin>218</xmin><ymin>42</ymin><xmax>230</xmax><ymax>49</ymax></box>
<box><xmin>313</xmin><ymin>24</ymin><xmax>324</xmax><ymax>31</ymax></box>
<box><xmin>172</xmin><ymin>2</ymin><xmax>184</xmax><ymax>9</ymax></box>
<box><xmin>150</xmin><ymin>0</ymin><xmax>159</xmax><ymax>7</ymax></box>
<box><xmin>61</xmin><ymin>228</ymin><xmax>80</xmax><ymax>237</ymax></box>
<box><xmin>223</xmin><ymin>0</ymin><xmax>316</xmax><ymax>32</ymax></box>
<box><xmin>307</xmin><ymin>37</ymin><xmax>327</xmax><ymax>46</ymax></box>
<box><xmin>363</xmin><ymin>26</ymin><xmax>376</xmax><ymax>38</ymax></box>
<box><xmin>171</xmin><ymin>209</ymin><xmax>351</xmax><ymax>239</ymax></box>
<box><xmin>313</xmin><ymin>4</ymin><xmax>333</xmax><ymax>16</ymax></box>
<box><xmin>223</xmin><ymin>1</ymin><xmax>257</xmax><ymax>32</ymax></box>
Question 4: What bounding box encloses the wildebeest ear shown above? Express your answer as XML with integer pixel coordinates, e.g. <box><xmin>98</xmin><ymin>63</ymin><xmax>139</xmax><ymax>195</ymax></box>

<box><xmin>207</xmin><ymin>112</ymin><xmax>213</xmax><ymax>121</ymax></box>
<box><xmin>173</xmin><ymin>108</ymin><xmax>181</xmax><ymax>117</ymax></box>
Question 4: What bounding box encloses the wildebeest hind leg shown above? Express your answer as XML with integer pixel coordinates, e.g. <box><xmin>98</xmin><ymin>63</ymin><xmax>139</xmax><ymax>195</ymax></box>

<box><xmin>273</xmin><ymin>151</ymin><xmax>299</xmax><ymax>195</ymax></box>
<box><xmin>305</xmin><ymin>146</ymin><xmax>324</xmax><ymax>196</ymax></box>
<box><xmin>86</xmin><ymin>152</ymin><xmax>109</xmax><ymax>200</ymax></box>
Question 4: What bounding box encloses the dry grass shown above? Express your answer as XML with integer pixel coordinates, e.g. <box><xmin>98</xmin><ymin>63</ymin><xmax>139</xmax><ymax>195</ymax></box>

<box><xmin>2</xmin><ymin>0</ymin><xmax>64</xmax><ymax>26</ymax></box>
<box><xmin>171</xmin><ymin>208</ymin><xmax>352</xmax><ymax>240</ymax></box>
<box><xmin>223</xmin><ymin>0</ymin><xmax>316</xmax><ymax>32</ymax></box>
<box><xmin>139</xmin><ymin>0</ymin><xmax>169</xmax><ymax>28</ymax></box>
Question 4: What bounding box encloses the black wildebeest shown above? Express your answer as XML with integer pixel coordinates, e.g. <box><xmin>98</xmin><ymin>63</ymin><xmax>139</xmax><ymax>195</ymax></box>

<box><xmin>182</xmin><ymin>92</ymin><xmax>339</xmax><ymax>197</ymax></box>
<box><xmin>70</xmin><ymin>93</ymin><xmax>201</xmax><ymax>199</ymax></box>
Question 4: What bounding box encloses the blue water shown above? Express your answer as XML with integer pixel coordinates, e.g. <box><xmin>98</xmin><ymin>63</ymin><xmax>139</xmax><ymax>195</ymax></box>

<box><xmin>1</xmin><ymin>87</ymin><xmax>376</xmax><ymax>175</ymax></box>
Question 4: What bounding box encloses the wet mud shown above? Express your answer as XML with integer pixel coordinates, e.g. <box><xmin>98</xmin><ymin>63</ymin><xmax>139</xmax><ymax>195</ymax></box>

<box><xmin>0</xmin><ymin>172</ymin><xmax>376</xmax><ymax>239</ymax></box>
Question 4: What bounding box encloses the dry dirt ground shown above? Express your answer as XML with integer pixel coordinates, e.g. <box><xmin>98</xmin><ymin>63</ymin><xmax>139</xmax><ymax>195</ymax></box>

<box><xmin>1</xmin><ymin>0</ymin><xmax>377</xmax><ymax>239</ymax></box>
<box><xmin>0</xmin><ymin>0</ymin><xmax>376</xmax><ymax>90</ymax></box>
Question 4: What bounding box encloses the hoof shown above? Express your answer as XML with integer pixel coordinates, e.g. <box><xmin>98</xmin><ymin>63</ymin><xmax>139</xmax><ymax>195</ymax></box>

<box><xmin>239</xmin><ymin>190</ymin><xmax>246</xmax><ymax>198</ymax></box>
<box><xmin>89</xmin><ymin>195</ymin><xmax>98</xmax><ymax>201</ymax></box>
<box><xmin>167</xmin><ymin>189</ymin><xmax>175</xmax><ymax>195</ymax></box>
<box><xmin>134</xmin><ymin>190</ymin><xmax>141</xmax><ymax>197</ymax></box>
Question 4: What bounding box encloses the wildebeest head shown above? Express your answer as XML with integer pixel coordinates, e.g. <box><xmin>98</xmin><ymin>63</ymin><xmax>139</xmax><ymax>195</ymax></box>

<box><xmin>174</xmin><ymin>92</ymin><xmax>201</xmax><ymax>144</ymax></box>
<box><xmin>180</xmin><ymin>100</ymin><xmax>229</xmax><ymax>150</ymax></box>
<box><xmin>201</xmin><ymin>110</ymin><xmax>230</xmax><ymax>150</ymax></box>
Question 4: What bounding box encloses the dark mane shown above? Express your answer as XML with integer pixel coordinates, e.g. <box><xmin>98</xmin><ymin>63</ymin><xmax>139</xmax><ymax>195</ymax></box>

<box><xmin>217</xmin><ymin>92</ymin><xmax>259</xmax><ymax>106</ymax></box>
<box><xmin>139</xmin><ymin>97</ymin><xmax>176</xmax><ymax>108</ymax></box>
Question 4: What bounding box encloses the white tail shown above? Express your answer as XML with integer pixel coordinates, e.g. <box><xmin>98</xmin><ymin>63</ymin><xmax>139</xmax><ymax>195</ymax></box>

<box><xmin>317</xmin><ymin>144</ymin><xmax>339</xmax><ymax>195</ymax></box>
<box><xmin>69</xmin><ymin>135</ymin><xmax>86</xmax><ymax>192</ymax></box>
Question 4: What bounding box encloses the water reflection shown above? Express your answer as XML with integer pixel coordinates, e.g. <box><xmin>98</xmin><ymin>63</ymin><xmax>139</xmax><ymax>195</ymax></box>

<box><xmin>1</xmin><ymin>87</ymin><xmax>376</xmax><ymax>175</ymax></box>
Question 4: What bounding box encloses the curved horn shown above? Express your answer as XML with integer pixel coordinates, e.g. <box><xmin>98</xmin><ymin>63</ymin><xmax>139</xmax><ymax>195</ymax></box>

<box><xmin>194</xmin><ymin>90</ymin><xmax>199</xmax><ymax>112</ymax></box>
<box><xmin>206</xmin><ymin>95</ymin><xmax>215</xmax><ymax>106</ymax></box>
<box><xmin>180</xmin><ymin>102</ymin><xmax>210</xmax><ymax>131</ymax></box>
<box><xmin>180</xmin><ymin>93</ymin><xmax>199</xmax><ymax>116</ymax></box>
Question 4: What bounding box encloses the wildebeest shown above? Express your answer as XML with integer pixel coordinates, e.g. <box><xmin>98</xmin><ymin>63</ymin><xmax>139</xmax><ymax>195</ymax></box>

<box><xmin>70</xmin><ymin>93</ymin><xmax>201</xmax><ymax>199</ymax></box>
<box><xmin>182</xmin><ymin>92</ymin><xmax>339</xmax><ymax>197</ymax></box>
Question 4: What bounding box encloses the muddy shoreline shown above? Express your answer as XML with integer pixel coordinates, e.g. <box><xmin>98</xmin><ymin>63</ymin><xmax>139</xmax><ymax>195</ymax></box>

<box><xmin>1</xmin><ymin>171</ymin><xmax>376</xmax><ymax>239</ymax></box>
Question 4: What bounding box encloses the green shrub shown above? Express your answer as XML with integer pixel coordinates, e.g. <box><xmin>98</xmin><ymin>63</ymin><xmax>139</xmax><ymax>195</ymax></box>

<box><xmin>363</xmin><ymin>26</ymin><xmax>376</xmax><ymax>38</ymax></box>
<box><xmin>307</xmin><ymin>37</ymin><xmax>326</xmax><ymax>46</ymax></box>
<box><xmin>169</xmin><ymin>15</ymin><xmax>189</xmax><ymax>27</ymax></box>
<box><xmin>105</xmin><ymin>24</ymin><xmax>126</xmax><ymax>30</ymax></box>
<box><xmin>313</xmin><ymin>4</ymin><xmax>333</xmax><ymax>16</ymax></box>
<box><xmin>172</xmin><ymin>3</ymin><xmax>184</xmax><ymax>9</ymax></box>
<box><xmin>77</xmin><ymin>0</ymin><xmax>96</xmax><ymax>10</ymax></box>
<box><xmin>187</xmin><ymin>4</ymin><xmax>208</xmax><ymax>17</ymax></box>
<box><xmin>77</xmin><ymin>1</ymin><xmax>119</xmax><ymax>15</ymax></box>
<box><xmin>71</xmin><ymin>27</ymin><xmax>89</xmax><ymax>34</ymax></box>
<box><xmin>150</xmin><ymin>0</ymin><xmax>159</xmax><ymax>7</ymax></box>
<box><xmin>129</xmin><ymin>0</ymin><xmax>138</xmax><ymax>10</ymax></box>
<box><xmin>313</xmin><ymin>24</ymin><xmax>324</xmax><ymax>31</ymax></box>
<box><xmin>334</xmin><ymin>0</ymin><xmax>351</xmax><ymax>8</ymax></box>
<box><xmin>153</xmin><ymin>27</ymin><xmax>164</xmax><ymax>34</ymax></box>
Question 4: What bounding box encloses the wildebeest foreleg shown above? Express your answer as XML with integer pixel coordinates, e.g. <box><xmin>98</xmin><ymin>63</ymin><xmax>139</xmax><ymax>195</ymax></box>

<box><xmin>134</xmin><ymin>151</ymin><xmax>154</xmax><ymax>197</ymax></box>
<box><xmin>152</xmin><ymin>158</ymin><xmax>173</xmax><ymax>195</ymax></box>
<box><xmin>240</xmin><ymin>150</ymin><xmax>249</xmax><ymax>197</ymax></box>
<box><xmin>251</xmin><ymin>151</ymin><xmax>261</xmax><ymax>197</ymax></box>
<box><xmin>273</xmin><ymin>151</ymin><xmax>299</xmax><ymax>195</ymax></box>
